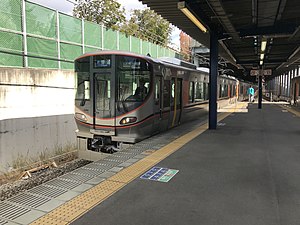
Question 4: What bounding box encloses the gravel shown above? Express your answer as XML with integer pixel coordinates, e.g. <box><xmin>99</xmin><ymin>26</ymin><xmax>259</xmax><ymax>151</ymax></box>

<box><xmin>0</xmin><ymin>159</ymin><xmax>91</xmax><ymax>201</ymax></box>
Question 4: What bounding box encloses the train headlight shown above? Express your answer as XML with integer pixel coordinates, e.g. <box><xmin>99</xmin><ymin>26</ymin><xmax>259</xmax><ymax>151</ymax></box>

<box><xmin>120</xmin><ymin>117</ymin><xmax>137</xmax><ymax>125</ymax></box>
<box><xmin>75</xmin><ymin>113</ymin><xmax>87</xmax><ymax>122</ymax></box>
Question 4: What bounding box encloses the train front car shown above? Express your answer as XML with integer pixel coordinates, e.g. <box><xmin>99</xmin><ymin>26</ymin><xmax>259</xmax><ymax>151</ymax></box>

<box><xmin>74</xmin><ymin>51</ymin><xmax>154</xmax><ymax>153</ymax></box>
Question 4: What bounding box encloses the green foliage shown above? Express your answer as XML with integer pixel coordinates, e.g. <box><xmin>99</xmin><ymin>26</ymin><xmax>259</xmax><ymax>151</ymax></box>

<box><xmin>73</xmin><ymin>0</ymin><xmax>126</xmax><ymax>30</ymax></box>
<box><xmin>120</xmin><ymin>9</ymin><xmax>173</xmax><ymax>47</ymax></box>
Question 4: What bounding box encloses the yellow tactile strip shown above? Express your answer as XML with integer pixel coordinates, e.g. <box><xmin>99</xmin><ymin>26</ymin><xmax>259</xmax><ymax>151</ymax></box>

<box><xmin>30</xmin><ymin>106</ymin><xmax>243</xmax><ymax>225</ymax></box>
<box><xmin>279</xmin><ymin>104</ymin><xmax>300</xmax><ymax>117</ymax></box>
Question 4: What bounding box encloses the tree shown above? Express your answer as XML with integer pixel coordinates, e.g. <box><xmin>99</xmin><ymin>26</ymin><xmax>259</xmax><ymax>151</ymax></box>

<box><xmin>120</xmin><ymin>9</ymin><xmax>173</xmax><ymax>46</ymax></box>
<box><xmin>73</xmin><ymin>0</ymin><xmax>126</xmax><ymax>30</ymax></box>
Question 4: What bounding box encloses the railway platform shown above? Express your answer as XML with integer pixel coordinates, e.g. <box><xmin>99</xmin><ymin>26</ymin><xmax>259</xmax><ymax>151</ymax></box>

<box><xmin>1</xmin><ymin>102</ymin><xmax>300</xmax><ymax>225</ymax></box>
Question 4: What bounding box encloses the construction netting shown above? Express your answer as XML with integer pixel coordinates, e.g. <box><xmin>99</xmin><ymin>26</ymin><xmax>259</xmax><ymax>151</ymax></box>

<box><xmin>0</xmin><ymin>0</ymin><xmax>178</xmax><ymax>69</ymax></box>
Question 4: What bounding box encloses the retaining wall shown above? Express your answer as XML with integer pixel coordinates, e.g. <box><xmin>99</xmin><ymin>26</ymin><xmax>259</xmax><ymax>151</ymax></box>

<box><xmin>0</xmin><ymin>68</ymin><xmax>76</xmax><ymax>172</ymax></box>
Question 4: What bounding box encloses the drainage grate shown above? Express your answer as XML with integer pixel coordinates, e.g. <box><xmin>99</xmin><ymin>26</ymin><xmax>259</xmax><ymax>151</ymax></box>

<box><xmin>59</xmin><ymin>173</ymin><xmax>91</xmax><ymax>183</ymax></box>
<box><xmin>114</xmin><ymin>152</ymin><xmax>138</xmax><ymax>158</ymax></box>
<box><xmin>85</xmin><ymin>162</ymin><xmax>116</xmax><ymax>170</ymax></box>
<box><xmin>0</xmin><ymin>219</ymin><xmax>7</xmax><ymax>225</ymax></box>
<box><xmin>101</xmin><ymin>157</ymin><xmax>126</xmax><ymax>163</ymax></box>
<box><xmin>0</xmin><ymin>202</ymin><xmax>30</xmax><ymax>220</ymax></box>
<box><xmin>6</xmin><ymin>192</ymin><xmax>50</xmax><ymax>209</ymax></box>
<box><xmin>70</xmin><ymin>168</ymin><xmax>104</xmax><ymax>178</ymax></box>
<box><xmin>29</xmin><ymin>185</ymin><xmax>67</xmax><ymax>198</ymax></box>
<box><xmin>44</xmin><ymin>179</ymin><xmax>80</xmax><ymax>190</ymax></box>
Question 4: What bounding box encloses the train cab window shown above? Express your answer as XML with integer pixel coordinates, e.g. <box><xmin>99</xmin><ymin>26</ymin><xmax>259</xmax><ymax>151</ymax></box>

<box><xmin>189</xmin><ymin>81</ymin><xmax>194</xmax><ymax>103</ymax></box>
<box><xmin>116</xmin><ymin>56</ymin><xmax>151</xmax><ymax>103</ymax></box>
<box><xmin>75</xmin><ymin>74</ymin><xmax>90</xmax><ymax>106</ymax></box>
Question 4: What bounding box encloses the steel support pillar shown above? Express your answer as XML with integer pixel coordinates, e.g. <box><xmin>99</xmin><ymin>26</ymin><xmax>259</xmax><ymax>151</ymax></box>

<box><xmin>209</xmin><ymin>32</ymin><xmax>218</xmax><ymax>129</ymax></box>
<box><xmin>258</xmin><ymin>75</ymin><xmax>262</xmax><ymax>109</ymax></box>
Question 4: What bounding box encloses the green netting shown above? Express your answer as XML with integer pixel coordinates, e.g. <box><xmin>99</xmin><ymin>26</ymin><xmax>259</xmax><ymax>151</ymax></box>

<box><xmin>0</xmin><ymin>31</ymin><xmax>23</xmax><ymax>67</ymax></box>
<box><xmin>150</xmin><ymin>43</ymin><xmax>157</xmax><ymax>58</ymax></box>
<box><xmin>119</xmin><ymin>33</ymin><xmax>130</xmax><ymax>52</ymax></box>
<box><xmin>103</xmin><ymin>28</ymin><xmax>117</xmax><ymax>50</ymax></box>
<box><xmin>0</xmin><ymin>0</ymin><xmax>21</xmax><ymax>32</ymax></box>
<box><xmin>60</xmin><ymin>42</ymin><xmax>82</xmax><ymax>61</ymax></box>
<box><xmin>0</xmin><ymin>52</ymin><xmax>23</xmax><ymax>67</ymax></box>
<box><xmin>84</xmin><ymin>20</ymin><xmax>101</xmax><ymax>48</ymax></box>
<box><xmin>27</xmin><ymin>36</ymin><xmax>57</xmax><ymax>68</ymax></box>
<box><xmin>131</xmin><ymin>36</ymin><xmax>140</xmax><ymax>54</ymax></box>
<box><xmin>142</xmin><ymin>40</ymin><xmax>149</xmax><ymax>56</ymax></box>
<box><xmin>59</xmin><ymin>13</ymin><xmax>82</xmax><ymax>44</ymax></box>
<box><xmin>61</xmin><ymin>61</ymin><xmax>73</xmax><ymax>70</ymax></box>
<box><xmin>158</xmin><ymin>46</ymin><xmax>165</xmax><ymax>58</ymax></box>
<box><xmin>84</xmin><ymin>46</ymin><xmax>100</xmax><ymax>54</ymax></box>
<box><xmin>0</xmin><ymin>31</ymin><xmax>22</xmax><ymax>54</ymax></box>
<box><xmin>26</xmin><ymin>2</ymin><xmax>56</xmax><ymax>38</ymax></box>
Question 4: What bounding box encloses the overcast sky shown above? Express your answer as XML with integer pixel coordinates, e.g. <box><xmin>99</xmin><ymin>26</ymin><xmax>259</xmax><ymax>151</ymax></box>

<box><xmin>29</xmin><ymin>0</ymin><xmax>180</xmax><ymax>47</ymax></box>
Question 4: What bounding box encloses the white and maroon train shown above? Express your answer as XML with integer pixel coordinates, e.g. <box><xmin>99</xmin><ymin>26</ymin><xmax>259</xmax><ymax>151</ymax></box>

<box><xmin>74</xmin><ymin>51</ymin><xmax>251</xmax><ymax>152</ymax></box>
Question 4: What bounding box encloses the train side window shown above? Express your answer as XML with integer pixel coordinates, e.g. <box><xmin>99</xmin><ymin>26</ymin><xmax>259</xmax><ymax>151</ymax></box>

<box><xmin>163</xmin><ymin>80</ymin><xmax>170</xmax><ymax>108</ymax></box>
<box><xmin>170</xmin><ymin>78</ymin><xmax>175</xmax><ymax>106</ymax></box>
<box><xmin>154</xmin><ymin>76</ymin><xmax>161</xmax><ymax>105</ymax></box>
<box><xmin>195</xmin><ymin>82</ymin><xmax>204</xmax><ymax>102</ymax></box>
<box><xmin>189</xmin><ymin>81</ymin><xmax>194</xmax><ymax>103</ymax></box>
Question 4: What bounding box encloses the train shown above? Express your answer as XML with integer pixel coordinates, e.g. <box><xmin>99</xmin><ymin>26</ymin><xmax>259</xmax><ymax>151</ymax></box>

<box><xmin>74</xmin><ymin>50</ymin><xmax>252</xmax><ymax>153</ymax></box>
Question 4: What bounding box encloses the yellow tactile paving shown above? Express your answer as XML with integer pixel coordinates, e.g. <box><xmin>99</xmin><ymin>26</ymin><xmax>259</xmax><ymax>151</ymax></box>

<box><xmin>279</xmin><ymin>104</ymin><xmax>300</xmax><ymax>117</ymax></box>
<box><xmin>30</xmin><ymin>103</ymin><xmax>243</xmax><ymax>225</ymax></box>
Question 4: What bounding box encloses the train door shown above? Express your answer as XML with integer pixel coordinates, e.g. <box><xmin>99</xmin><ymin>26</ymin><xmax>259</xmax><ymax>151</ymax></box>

<box><xmin>92</xmin><ymin>72</ymin><xmax>116</xmax><ymax>135</ymax></box>
<box><xmin>153</xmin><ymin>75</ymin><xmax>163</xmax><ymax>134</ymax></box>
<box><xmin>168</xmin><ymin>78</ymin><xmax>182</xmax><ymax>128</ymax></box>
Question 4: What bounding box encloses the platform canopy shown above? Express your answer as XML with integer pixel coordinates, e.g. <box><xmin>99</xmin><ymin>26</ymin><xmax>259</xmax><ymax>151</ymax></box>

<box><xmin>139</xmin><ymin>0</ymin><xmax>300</xmax><ymax>79</ymax></box>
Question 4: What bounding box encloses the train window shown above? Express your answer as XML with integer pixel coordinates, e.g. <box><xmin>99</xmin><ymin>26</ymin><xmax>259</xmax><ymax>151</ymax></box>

<box><xmin>163</xmin><ymin>80</ymin><xmax>170</xmax><ymax>108</ymax></box>
<box><xmin>116</xmin><ymin>56</ymin><xmax>151</xmax><ymax>103</ymax></box>
<box><xmin>75</xmin><ymin>72</ymin><xmax>90</xmax><ymax>106</ymax></box>
<box><xmin>94</xmin><ymin>73</ymin><xmax>110</xmax><ymax>111</ymax></box>
<box><xmin>154</xmin><ymin>76</ymin><xmax>161</xmax><ymax>105</ymax></box>
<box><xmin>170</xmin><ymin>79</ymin><xmax>175</xmax><ymax>106</ymax></box>
<box><xmin>195</xmin><ymin>82</ymin><xmax>204</xmax><ymax>102</ymax></box>
<box><xmin>203</xmin><ymin>83</ymin><xmax>209</xmax><ymax>100</ymax></box>
<box><xmin>189</xmin><ymin>82</ymin><xmax>194</xmax><ymax>103</ymax></box>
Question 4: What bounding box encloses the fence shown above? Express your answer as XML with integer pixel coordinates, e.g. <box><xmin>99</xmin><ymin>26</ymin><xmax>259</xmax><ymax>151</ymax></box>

<box><xmin>0</xmin><ymin>0</ymin><xmax>178</xmax><ymax>70</ymax></box>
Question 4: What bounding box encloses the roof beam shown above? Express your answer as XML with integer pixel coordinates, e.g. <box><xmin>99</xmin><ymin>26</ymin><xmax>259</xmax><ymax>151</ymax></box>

<box><xmin>239</xmin><ymin>25</ymin><xmax>296</xmax><ymax>38</ymax></box>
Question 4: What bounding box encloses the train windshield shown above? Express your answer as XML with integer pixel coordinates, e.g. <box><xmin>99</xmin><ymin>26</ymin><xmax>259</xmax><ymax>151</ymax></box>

<box><xmin>116</xmin><ymin>56</ymin><xmax>151</xmax><ymax>103</ymax></box>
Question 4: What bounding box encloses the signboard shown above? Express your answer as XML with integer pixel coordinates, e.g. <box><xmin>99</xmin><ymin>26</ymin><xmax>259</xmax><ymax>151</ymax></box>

<box><xmin>250</xmin><ymin>69</ymin><xmax>272</xmax><ymax>76</ymax></box>
<box><xmin>263</xmin><ymin>69</ymin><xmax>272</xmax><ymax>76</ymax></box>
<box><xmin>140</xmin><ymin>167</ymin><xmax>179</xmax><ymax>183</ymax></box>
<box><xmin>250</xmin><ymin>70</ymin><xmax>260</xmax><ymax>76</ymax></box>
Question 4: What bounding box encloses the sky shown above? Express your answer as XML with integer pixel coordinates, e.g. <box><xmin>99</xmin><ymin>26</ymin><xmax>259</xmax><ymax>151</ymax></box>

<box><xmin>29</xmin><ymin>0</ymin><xmax>180</xmax><ymax>48</ymax></box>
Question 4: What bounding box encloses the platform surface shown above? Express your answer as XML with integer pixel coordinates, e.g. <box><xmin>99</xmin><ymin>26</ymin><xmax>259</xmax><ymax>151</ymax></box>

<box><xmin>70</xmin><ymin>103</ymin><xmax>300</xmax><ymax>225</ymax></box>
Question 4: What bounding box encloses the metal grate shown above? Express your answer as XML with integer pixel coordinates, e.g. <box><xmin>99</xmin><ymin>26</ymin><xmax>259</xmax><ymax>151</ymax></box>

<box><xmin>114</xmin><ymin>152</ymin><xmax>139</xmax><ymax>158</ymax></box>
<box><xmin>0</xmin><ymin>219</ymin><xmax>7</xmax><ymax>225</ymax></box>
<box><xmin>58</xmin><ymin>173</ymin><xmax>91</xmax><ymax>183</ymax></box>
<box><xmin>0</xmin><ymin>202</ymin><xmax>30</xmax><ymax>220</ymax></box>
<box><xmin>83</xmin><ymin>163</ymin><xmax>113</xmax><ymax>171</ymax></box>
<box><xmin>101</xmin><ymin>157</ymin><xmax>126</xmax><ymax>163</ymax></box>
<box><xmin>6</xmin><ymin>192</ymin><xmax>50</xmax><ymax>209</ymax></box>
<box><xmin>44</xmin><ymin>179</ymin><xmax>80</xmax><ymax>190</ymax></box>
<box><xmin>29</xmin><ymin>185</ymin><xmax>67</xmax><ymax>198</ymax></box>
<box><xmin>93</xmin><ymin>160</ymin><xmax>120</xmax><ymax>167</ymax></box>
<box><xmin>70</xmin><ymin>168</ymin><xmax>104</xmax><ymax>178</ymax></box>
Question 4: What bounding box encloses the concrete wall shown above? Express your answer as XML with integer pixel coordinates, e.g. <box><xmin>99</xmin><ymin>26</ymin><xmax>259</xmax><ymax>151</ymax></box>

<box><xmin>0</xmin><ymin>68</ymin><xmax>77</xmax><ymax>172</ymax></box>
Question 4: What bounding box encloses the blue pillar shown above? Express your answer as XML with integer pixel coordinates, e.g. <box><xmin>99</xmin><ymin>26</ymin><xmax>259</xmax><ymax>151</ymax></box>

<box><xmin>209</xmin><ymin>32</ymin><xmax>218</xmax><ymax>129</ymax></box>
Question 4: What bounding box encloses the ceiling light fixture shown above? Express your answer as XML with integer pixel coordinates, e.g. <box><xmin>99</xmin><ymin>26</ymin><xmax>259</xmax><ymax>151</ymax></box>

<box><xmin>261</xmin><ymin>40</ymin><xmax>267</xmax><ymax>52</ymax></box>
<box><xmin>260</xmin><ymin>60</ymin><xmax>263</xmax><ymax>65</ymax></box>
<box><xmin>260</xmin><ymin>53</ymin><xmax>264</xmax><ymax>60</ymax></box>
<box><xmin>178</xmin><ymin>1</ymin><xmax>207</xmax><ymax>33</ymax></box>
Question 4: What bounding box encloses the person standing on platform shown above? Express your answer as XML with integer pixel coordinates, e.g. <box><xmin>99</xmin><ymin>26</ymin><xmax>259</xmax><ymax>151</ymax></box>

<box><xmin>247</xmin><ymin>85</ymin><xmax>255</xmax><ymax>102</ymax></box>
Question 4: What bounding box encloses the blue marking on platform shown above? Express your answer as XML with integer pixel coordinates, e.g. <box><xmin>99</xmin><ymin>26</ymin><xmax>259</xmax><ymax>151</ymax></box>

<box><xmin>140</xmin><ymin>167</ymin><xmax>179</xmax><ymax>182</ymax></box>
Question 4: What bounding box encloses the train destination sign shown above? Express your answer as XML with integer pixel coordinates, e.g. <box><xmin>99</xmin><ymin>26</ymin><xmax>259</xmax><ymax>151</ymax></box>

<box><xmin>250</xmin><ymin>69</ymin><xmax>272</xmax><ymax>76</ymax></box>
<box><xmin>140</xmin><ymin>167</ymin><xmax>179</xmax><ymax>183</ymax></box>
